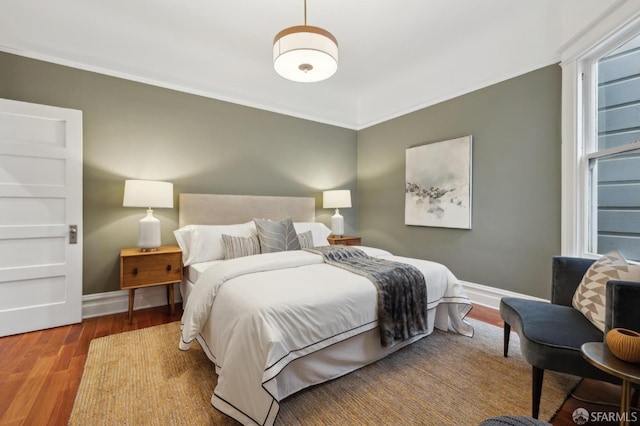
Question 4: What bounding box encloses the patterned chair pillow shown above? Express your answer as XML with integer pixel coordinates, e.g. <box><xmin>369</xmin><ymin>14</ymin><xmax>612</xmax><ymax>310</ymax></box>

<box><xmin>572</xmin><ymin>250</ymin><xmax>640</xmax><ymax>331</ymax></box>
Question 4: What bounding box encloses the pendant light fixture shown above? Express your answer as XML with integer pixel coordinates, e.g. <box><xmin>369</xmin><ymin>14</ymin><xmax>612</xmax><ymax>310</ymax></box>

<box><xmin>273</xmin><ymin>0</ymin><xmax>338</xmax><ymax>83</ymax></box>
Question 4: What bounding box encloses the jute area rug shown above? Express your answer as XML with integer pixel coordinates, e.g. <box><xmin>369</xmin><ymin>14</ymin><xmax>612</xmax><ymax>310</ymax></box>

<box><xmin>68</xmin><ymin>319</ymin><xmax>578</xmax><ymax>425</ymax></box>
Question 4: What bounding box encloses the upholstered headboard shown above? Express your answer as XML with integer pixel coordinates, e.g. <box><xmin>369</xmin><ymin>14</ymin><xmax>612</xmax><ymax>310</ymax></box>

<box><xmin>178</xmin><ymin>193</ymin><xmax>316</xmax><ymax>228</ymax></box>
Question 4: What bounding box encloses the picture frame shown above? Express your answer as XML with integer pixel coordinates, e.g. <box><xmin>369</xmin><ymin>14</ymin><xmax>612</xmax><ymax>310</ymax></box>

<box><xmin>405</xmin><ymin>135</ymin><xmax>472</xmax><ymax>229</ymax></box>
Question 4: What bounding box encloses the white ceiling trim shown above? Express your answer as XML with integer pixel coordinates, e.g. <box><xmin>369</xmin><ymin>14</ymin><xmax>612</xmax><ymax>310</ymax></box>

<box><xmin>355</xmin><ymin>56</ymin><xmax>562</xmax><ymax>130</ymax></box>
<box><xmin>0</xmin><ymin>45</ymin><xmax>358</xmax><ymax>130</ymax></box>
<box><xmin>0</xmin><ymin>0</ymin><xmax>623</xmax><ymax>131</ymax></box>
<box><xmin>559</xmin><ymin>0</ymin><xmax>640</xmax><ymax>63</ymax></box>
<box><xmin>1</xmin><ymin>44</ymin><xmax>562</xmax><ymax>132</ymax></box>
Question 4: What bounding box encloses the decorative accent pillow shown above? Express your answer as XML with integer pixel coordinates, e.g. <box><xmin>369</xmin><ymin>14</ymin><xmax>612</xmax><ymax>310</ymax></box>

<box><xmin>254</xmin><ymin>216</ymin><xmax>301</xmax><ymax>253</ymax></box>
<box><xmin>221</xmin><ymin>234</ymin><xmax>261</xmax><ymax>259</ymax></box>
<box><xmin>572</xmin><ymin>250</ymin><xmax>640</xmax><ymax>331</ymax></box>
<box><xmin>173</xmin><ymin>223</ymin><xmax>256</xmax><ymax>265</ymax></box>
<box><xmin>297</xmin><ymin>231</ymin><xmax>314</xmax><ymax>249</ymax></box>
<box><xmin>293</xmin><ymin>222</ymin><xmax>332</xmax><ymax>247</ymax></box>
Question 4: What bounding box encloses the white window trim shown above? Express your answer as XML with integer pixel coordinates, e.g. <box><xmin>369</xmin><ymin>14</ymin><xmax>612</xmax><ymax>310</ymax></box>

<box><xmin>585</xmin><ymin>141</ymin><xmax>640</xmax><ymax>161</ymax></box>
<box><xmin>560</xmin><ymin>2</ymin><xmax>640</xmax><ymax>258</ymax></box>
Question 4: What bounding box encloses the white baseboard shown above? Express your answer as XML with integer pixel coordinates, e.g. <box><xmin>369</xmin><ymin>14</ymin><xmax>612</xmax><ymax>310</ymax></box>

<box><xmin>82</xmin><ymin>284</ymin><xmax>182</xmax><ymax>319</ymax></box>
<box><xmin>82</xmin><ymin>280</ymin><xmax>542</xmax><ymax>319</ymax></box>
<box><xmin>460</xmin><ymin>280</ymin><xmax>548</xmax><ymax>310</ymax></box>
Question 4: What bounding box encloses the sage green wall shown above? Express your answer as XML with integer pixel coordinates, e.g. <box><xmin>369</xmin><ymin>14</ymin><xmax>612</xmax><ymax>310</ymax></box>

<box><xmin>0</xmin><ymin>52</ymin><xmax>357</xmax><ymax>295</ymax></box>
<box><xmin>357</xmin><ymin>65</ymin><xmax>561</xmax><ymax>299</ymax></box>
<box><xmin>0</xmin><ymin>52</ymin><xmax>560</xmax><ymax>299</ymax></box>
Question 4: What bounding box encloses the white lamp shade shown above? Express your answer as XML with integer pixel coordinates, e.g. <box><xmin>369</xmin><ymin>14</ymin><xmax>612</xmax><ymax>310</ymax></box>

<box><xmin>323</xmin><ymin>190</ymin><xmax>351</xmax><ymax>209</ymax></box>
<box><xmin>273</xmin><ymin>25</ymin><xmax>338</xmax><ymax>83</ymax></box>
<box><xmin>123</xmin><ymin>180</ymin><xmax>173</xmax><ymax>208</ymax></box>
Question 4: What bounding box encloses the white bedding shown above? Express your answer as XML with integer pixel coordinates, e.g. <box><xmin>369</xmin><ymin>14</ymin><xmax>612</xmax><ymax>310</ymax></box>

<box><xmin>185</xmin><ymin>260</ymin><xmax>222</xmax><ymax>283</ymax></box>
<box><xmin>180</xmin><ymin>246</ymin><xmax>472</xmax><ymax>426</ymax></box>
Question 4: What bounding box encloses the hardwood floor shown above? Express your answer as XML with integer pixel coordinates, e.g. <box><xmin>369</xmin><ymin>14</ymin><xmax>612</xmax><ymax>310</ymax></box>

<box><xmin>0</xmin><ymin>303</ymin><xmax>634</xmax><ymax>425</ymax></box>
<box><xmin>0</xmin><ymin>305</ymin><xmax>182</xmax><ymax>426</ymax></box>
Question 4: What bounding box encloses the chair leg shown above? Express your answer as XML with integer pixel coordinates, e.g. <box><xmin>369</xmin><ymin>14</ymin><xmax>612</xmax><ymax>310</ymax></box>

<box><xmin>503</xmin><ymin>322</ymin><xmax>511</xmax><ymax>357</ymax></box>
<box><xmin>532</xmin><ymin>366</ymin><xmax>544</xmax><ymax>419</ymax></box>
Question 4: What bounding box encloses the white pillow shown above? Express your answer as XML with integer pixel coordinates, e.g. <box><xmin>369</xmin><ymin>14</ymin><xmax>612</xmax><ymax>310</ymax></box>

<box><xmin>358</xmin><ymin>246</ymin><xmax>392</xmax><ymax>258</ymax></box>
<box><xmin>174</xmin><ymin>223</ymin><xmax>257</xmax><ymax>266</ymax></box>
<box><xmin>293</xmin><ymin>222</ymin><xmax>332</xmax><ymax>247</ymax></box>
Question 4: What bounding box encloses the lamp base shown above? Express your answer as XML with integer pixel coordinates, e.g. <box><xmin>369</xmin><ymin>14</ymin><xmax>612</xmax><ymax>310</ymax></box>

<box><xmin>140</xmin><ymin>247</ymin><xmax>159</xmax><ymax>252</ymax></box>
<box><xmin>138</xmin><ymin>209</ymin><xmax>161</xmax><ymax>250</ymax></box>
<box><xmin>331</xmin><ymin>208</ymin><xmax>345</xmax><ymax>237</ymax></box>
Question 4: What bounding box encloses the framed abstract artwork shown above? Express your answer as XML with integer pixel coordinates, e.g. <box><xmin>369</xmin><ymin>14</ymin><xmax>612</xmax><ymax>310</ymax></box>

<box><xmin>405</xmin><ymin>135</ymin><xmax>472</xmax><ymax>229</ymax></box>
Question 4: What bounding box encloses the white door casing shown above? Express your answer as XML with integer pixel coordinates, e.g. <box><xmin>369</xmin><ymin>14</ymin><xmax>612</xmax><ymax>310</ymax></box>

<box><xmin>0</xmin><ymin>98</ymin><xmax>82</xmax><ymax>336</ymax></box>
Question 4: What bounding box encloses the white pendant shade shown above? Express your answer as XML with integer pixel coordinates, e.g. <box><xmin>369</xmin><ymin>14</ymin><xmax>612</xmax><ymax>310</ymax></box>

<box><xmin>273</xmin><ymin>25</ymin><xmax>338</xmax><ymax>83</ymax></box>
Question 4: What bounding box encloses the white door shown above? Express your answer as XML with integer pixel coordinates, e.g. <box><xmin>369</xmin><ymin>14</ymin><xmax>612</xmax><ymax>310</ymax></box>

<box><xmin>0</xmin><ymin>98</ymin><xmax>82</xmax><ymax>337</ymax></box>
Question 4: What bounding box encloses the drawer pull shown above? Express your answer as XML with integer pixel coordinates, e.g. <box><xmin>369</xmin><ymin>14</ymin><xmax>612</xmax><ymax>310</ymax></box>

<box><xmin>167</xmin><ymin>264</ymin><xmax>172</xmax><ymax>272</ymax></box>
<box><xmin>133</xmin><ymin>268</ymin><xmax>138</xmax><ymax>275</ymax></box>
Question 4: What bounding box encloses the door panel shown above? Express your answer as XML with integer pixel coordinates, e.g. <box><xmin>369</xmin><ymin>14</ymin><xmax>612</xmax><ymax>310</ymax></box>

<box><xmin>0</xmin><ymin>98</ymin><xmax>82</xmax><ymax>337</ymax></box>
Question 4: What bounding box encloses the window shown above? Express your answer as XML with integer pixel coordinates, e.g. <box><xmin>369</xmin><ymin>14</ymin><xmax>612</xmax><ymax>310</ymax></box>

<box><xmin>561</xmin><ymin>5</ymin><xmax>640</xmax><ymax>261</ymax></box>
<box><xmin>584</xmin><ymin>34</ymin><xmax>640</xmax><ymax>261</ymax></box>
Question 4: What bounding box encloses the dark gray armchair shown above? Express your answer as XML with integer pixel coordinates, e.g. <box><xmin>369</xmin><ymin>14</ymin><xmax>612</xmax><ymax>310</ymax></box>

<box><xmin>499</xmin><ymin>256</ymin><xmax>640</xmax><ymax>419</ymax></box>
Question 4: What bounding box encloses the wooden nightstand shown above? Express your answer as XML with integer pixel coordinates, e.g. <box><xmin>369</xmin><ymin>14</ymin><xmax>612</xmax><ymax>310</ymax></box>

<box><xmin>327</xmin><ymin>236</ymin><xmax>361</xmax><ymax>246</ymax></box>
<box><xmin>120</xmin><ymin>246</ymin><xmax>182</xmax><ymax>324</ymax></box>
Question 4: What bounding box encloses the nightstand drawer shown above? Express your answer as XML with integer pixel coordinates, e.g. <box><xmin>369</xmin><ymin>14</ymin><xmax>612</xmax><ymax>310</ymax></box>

<box><xmin>121</xmin><ymin>252</ymin><xmax>181</xmax><ymax>289</ymax></box>
<box><xmin>328</xmin><ymin>236</ymin><xmax>361</xmax><ymax>246</ymax></box>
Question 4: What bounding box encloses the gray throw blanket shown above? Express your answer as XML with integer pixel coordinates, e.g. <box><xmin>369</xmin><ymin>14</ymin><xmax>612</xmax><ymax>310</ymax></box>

<box><xmin>304</xmin><ymin>246</ymin><xmax>428</xmax><ymax>347</ymax></box>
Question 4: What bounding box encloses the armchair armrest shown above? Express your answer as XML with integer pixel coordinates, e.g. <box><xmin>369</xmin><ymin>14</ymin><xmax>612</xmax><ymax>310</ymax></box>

<box><xmin>551</xmin><ymin>256</ymin><xmax>595</xmax><ymax>306</ymax></box>
<box><xmin>605</xmin><ymin>280</ymin><xmax>640</xmax><ymax>334</ymax></box>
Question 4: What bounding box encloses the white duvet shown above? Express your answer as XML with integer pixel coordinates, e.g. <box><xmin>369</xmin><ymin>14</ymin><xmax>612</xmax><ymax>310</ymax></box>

<box><xmin>180</xmin><ymin>246</ymin><xmax>472</xmax><ymax>426</ymax></box>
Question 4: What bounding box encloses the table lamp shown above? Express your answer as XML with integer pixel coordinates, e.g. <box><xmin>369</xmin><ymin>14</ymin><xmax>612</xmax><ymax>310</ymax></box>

<box><xmin>323</xmin><ymin>189</ymin><xmax>351</xmax><ymax>236</ymax></box>
<box><xmin>123</xmin><ymin>179</ymin><xmax>173</xmax><ymax>251</ymax></box>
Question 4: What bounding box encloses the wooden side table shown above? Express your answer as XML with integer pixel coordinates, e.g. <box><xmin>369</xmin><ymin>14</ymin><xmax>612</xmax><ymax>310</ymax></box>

<box><xmin>120</xmin><ymin>246</ymin><xmax>182</xmax><ymax>324</ymax></box>
<box><xmin>581</xmin><ymin>342</ymin><xmax>640</xmax><ymax>426</ymax></box>
<box><xmin>327</xmin><ymin>236</ymin><xmax>361</xmax><ymax>246</ymax></box>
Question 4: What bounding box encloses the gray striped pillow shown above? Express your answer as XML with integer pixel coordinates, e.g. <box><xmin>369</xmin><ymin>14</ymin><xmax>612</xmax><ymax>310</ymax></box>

<box><xmin>221</xmin><ymin>234</ymin><xmax>261</xmax><ymax>259</ymax></box>
<box><xmin>254</xmin><ymin>216</ymin><xmax>301</xmax><ymax>253</ymax></box>
<box><xmin>297</xmin><ymin>231</ymin><xmax>314</xmax><ymax>249</ymax></box>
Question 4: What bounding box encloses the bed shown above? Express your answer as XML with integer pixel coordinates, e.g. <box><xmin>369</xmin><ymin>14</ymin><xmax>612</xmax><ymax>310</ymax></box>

<box><xmin>176</xmin><ymin>193</ymin><xmax>473</xmax><ymax>426</ymax></box>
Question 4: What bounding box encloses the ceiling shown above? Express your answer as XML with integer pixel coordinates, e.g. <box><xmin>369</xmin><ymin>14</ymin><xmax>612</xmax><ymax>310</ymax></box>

<box><xmin>0</xmin><ymin>0</ymin><xmax>619</xmax><ymax>129</ymax></box>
